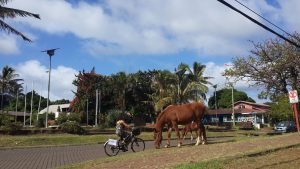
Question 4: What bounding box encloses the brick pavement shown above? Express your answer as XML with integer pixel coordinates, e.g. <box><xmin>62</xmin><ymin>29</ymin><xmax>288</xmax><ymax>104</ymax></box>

<box><xmin>0</xmin><ymin>144</ymin><xmax>105</xmax><ymax>169</ymax></box>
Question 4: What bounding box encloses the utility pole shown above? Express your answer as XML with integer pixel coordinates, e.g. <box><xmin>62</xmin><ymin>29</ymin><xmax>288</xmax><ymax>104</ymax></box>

<box><xmin>95</xmin><ymin>89</ymin><xmax>98</xmax><ymax>127</ymax></box>
<box><xmin>231</xmin><ymin>83</ymin><xmax>235</xmax><ymax>126</ymax></box>
<box><xmin>213</xmin><ymin>84</ymin><xmax>218</xmax><ymax>125</ymax></box>
<box><xmin>42</xmin><ymin>48</ymin><xmax>59</xmax><ymax>128</ymax></box>
<box><xmin>23</xmin><ymin>85</ymin><xmax>27</xmax><ymax>126</ymax></box>
<box><xmin>86</xmin><ymin>98</ymin><xmax>89</xmax><ymax>126</ymax></box>
<box><xmin>30</xmin><ymin>81</ymin><xmax>34</xmax><ymax>126</ymax></box>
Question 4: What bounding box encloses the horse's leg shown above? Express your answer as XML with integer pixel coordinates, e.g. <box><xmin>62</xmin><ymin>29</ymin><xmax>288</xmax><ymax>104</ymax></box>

<box><xmin>195</xmin><ymin>122</ymin><xmax>201</xmax><ymax>146</ymax></box>
<box><xmin>190</xmin><ymin>130</ymin><xmax>193</xmax><ymax>141</ymax></box>
<box><xmin>165</xmin><ymin>127</ymin><xmax>172</xmax><ymax>148</ymax></box>
<box><xmin>172</xmin><ymin>123</ymin><xmax>182</xmax><ymax>147</ymax></box>
<box><xmin>200</xmin><ymin>123</ymin><xmax>207</xmax><ymax>144</ymax></box>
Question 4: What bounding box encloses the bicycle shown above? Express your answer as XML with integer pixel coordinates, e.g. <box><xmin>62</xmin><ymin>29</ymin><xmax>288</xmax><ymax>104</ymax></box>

<box><xmin>104</xmin><ymin>127</ymin><xmax>145</xmax><ymax>156</ymax></box>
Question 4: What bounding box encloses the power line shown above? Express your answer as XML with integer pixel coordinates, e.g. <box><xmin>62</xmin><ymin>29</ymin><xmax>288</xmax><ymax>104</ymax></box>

<box><xmin>233</xmin><ymin>0</ymin><xmax>293</xmax><ymax>38</ymax></box>
<box><xmin>217</xmin><ymin>0</ymin><xmax>300</xmax><ymax>48</ymax></box>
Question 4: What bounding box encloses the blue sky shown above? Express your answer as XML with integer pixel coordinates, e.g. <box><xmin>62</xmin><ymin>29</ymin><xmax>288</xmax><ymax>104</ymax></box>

<box><xmin>1</xmin><ymin>0</ymin><xmax>300</xmax><ymax>102</ymax></box>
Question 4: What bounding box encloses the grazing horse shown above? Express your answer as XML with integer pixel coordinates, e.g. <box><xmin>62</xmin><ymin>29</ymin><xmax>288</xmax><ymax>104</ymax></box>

<box><xmin>154</xmin><ymin>102</ymin><xmax>207</xmax><ymax>149</ymax></box>
<box><xmin>182</xmin><ymin>121</ymin><xmax>198</xmax><ymax>141</ymax></box>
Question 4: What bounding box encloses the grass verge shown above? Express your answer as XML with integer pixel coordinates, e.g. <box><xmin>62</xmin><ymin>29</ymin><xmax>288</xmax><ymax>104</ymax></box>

<box><xmin>174</xmin><ymin>143</ymin><xmax>300</xmax><ymax>169</ymax></box>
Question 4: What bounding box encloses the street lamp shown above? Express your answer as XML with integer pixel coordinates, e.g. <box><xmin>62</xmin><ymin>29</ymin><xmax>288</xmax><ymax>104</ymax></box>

<box><xmin>42</xmin><ymin>48</ymin><xmax>59</xmax><ymax>128</ymax></box>
<box><xmin>213</xmin><ymin>84</ymin><xmax>218</xmax><ymax>125</ymax></box>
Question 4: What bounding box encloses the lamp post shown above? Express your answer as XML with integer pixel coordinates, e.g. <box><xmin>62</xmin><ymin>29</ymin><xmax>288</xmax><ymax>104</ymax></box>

<box><xmin>213</xmin><ymin>84</ymin><xmax>218</xmax><ymax>125</ymax></box>
<box><xmin>42</xmin><ymin>48</ymin><xmax>59</xmax><ymax>128</ymax></box>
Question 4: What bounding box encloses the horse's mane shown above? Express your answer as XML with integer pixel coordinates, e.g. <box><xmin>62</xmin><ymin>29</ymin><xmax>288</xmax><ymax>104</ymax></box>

<box><xmin>156</xmin><ymin>105</ymin><xmax>173</xmax><ymax>123</ymax></box>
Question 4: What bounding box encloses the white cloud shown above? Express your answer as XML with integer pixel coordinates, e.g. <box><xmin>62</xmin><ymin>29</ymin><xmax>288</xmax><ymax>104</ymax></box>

<box><xmin>15</xmin><ymin>60</ymin><xmax>78</xmax><ymax>101</ymax></box>
<box><xmin>0</xmin><ymin>34</ymin><xmax>20</xmax><ymax>55</ymax></box>
<box><xmin>204</xmin><ymin>62</ymin><xmax>265</xmax><ymax>102</ymax></box>
<box><xmin>7</xmin><ymin>0</ymin><xmax>281</xmax><ymax>57</ymax></box>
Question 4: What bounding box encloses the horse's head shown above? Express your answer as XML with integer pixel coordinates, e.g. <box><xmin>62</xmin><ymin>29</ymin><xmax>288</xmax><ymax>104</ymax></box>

<box><xmin>153</xmin><ymin>128</ymin><xmax>162</xmax><ymax>149</ymax></box>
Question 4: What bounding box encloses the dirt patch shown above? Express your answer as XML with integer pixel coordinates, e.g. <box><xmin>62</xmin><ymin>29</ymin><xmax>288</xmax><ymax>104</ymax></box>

<box><xmin>66</xmin><ymin>133</ymin><xmax>300</xmax><ymax>169</ymax></box>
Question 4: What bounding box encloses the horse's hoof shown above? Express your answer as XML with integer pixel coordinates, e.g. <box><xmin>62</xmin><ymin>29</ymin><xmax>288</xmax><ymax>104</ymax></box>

<box><xmin>202</xmin><ymin>141</ymin><xmax>207</xmax><ymax>145</ymax></box>
<box><xmin>164</xmin><ymin>145</ymin><xmax>170</xmax><ymax>148</ymax></box>
<box><xmin>177</xmin><ymin>144</ymin><xmax>181</xmax><ymax>147</ymax></box>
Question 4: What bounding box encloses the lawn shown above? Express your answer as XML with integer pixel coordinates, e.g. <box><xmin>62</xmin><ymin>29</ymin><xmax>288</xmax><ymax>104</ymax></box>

<box><xmin>0</xmin><ymin>127</ymin><xmax>272</xmax><ymax>148</ymax></box>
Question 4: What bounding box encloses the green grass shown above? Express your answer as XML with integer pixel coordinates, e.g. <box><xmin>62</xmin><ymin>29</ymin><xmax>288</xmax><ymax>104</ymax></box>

<box><xmin>174</xmin><ymin>143</ymin><xmax>300</xmax><ymax>169</ymax></box>
<box><xmin>0</xmin><ymin>128</ymin><xmax>271</xmax><ymax>149</ymax></box>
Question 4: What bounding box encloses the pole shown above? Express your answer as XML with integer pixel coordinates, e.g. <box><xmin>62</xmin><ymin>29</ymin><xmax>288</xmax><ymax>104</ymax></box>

<box><xmin>30</xmin><ymin>82</ymin><xmax>34</xmax><ymax>126</ymax></box>
<box><xmin>15</xmin><ymin>89</ymin><xmax>19</xmax><ymax>122</ymax></box>
<box><xmin>37</xmin><ymin>90</ymin><xmax>41</xmax><ymax>122</ymax></box>
<box><xmin>86</xmin><ymin>98</ymin><xmax>89</xmax><ymax>126</ymax></box>
<box><xmin>99</xmin><ymin>90</ymin><xmax>101</xmax><ymax>125</ymax></box>
<box><xmin>95</xmin><ymin>89</ymin><xmax>98</xmax><ymax>127</ymax></box>
<box><xmin>231</xmin><ymin>85</ymin><xmax>235</xmax><ymax>126</ymax></box>
<box><xmin>293</xmin><ymin>103</ymin><xmax>300</xmax><ymax>132</ymax></box>
<box><xmin>46</xmin><ymin>56</ymin><xmax>52</xmax><ymax>128</ymax></box>
<box><xmin>213</xmin><ymin>84</ymin><xmax>217</xmax><ymax>125</ymax></box>
<box><xmin>23</xmin><ymin>85</ymin><xmax>27</xmax><ymax>126</ymax></box>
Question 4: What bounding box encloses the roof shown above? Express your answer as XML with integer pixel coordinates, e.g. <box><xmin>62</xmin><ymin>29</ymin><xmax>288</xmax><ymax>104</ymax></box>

<box><xmin>208</xmin><ymin>106</ymin><xmax>268</xmax><ymax>116</ymax></box>
<box><xmin>38</xmin><ymin>103</ymin><xmax>70</xmax><ymax>114</ymax></box>
<box><xmin>0</xmin><ymin>111</ymin><xmax>30</xmax><ymax>116</ymax></box>
<box><xmin>234</xmin><ymin>101</ymin><xmax>270</xmax><ymax>108</ymax></box>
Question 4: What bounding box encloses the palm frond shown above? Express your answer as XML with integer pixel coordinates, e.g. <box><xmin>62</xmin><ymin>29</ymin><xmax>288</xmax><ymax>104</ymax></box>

<box><xmin>0</xmin><ymin>6</ymin><xmax>40</xmax><ymax>19</ymax></box>
<box><xmin>0</xmin><ymin>0</ymin><xmax>9</xmax><ymax>5</ymax></box>
<box><xmin>0</xmin><ymin>19</ymin><xmax>32</xmax><ymax>42</ymax></box>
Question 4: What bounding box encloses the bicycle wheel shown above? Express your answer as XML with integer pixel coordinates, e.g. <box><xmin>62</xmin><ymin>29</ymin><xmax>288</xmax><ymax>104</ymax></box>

<box><xmin>104</xmin><ymin>142</ymin><xmax>120</xmax><ymax>156</ymax></box>
<box><xmin>131</xmin><ymin>137</ymin><xmax>145</xmax><ymax>152</ymax></box>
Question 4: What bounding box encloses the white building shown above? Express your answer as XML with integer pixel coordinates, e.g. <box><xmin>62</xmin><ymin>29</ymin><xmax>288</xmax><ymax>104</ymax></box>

<box><xmin>38</xmin><ymin>103</ymin><xmax>70</xmax><ymax>119</ymax></box>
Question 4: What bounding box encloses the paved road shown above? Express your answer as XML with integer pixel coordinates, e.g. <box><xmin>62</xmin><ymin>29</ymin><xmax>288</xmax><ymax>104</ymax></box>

<box><xmin>0</xmin><ymin>136</ymin><xmax>233</xmax><ymax>169</ymax></box>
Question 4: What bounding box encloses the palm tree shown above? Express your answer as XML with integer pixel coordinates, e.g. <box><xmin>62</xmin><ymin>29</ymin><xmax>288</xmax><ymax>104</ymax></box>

<box><xmin>186</xmin><ymin>62</ymin><xmax>212</xmax><ymax>101</ymax></box>
<box><xmin>150</xmin><ymin>70</ymin><xmax>177</xmax><ymax>112</ymax></box>
<box><xmin>0</xmin><ymin>65</ymin><xmax>23</xmax><ymax>112</ymax></box>
<box><xmin>0</xmin><ymin>0</ymin><xmax>40</xmax><ymax>42</ymax></box>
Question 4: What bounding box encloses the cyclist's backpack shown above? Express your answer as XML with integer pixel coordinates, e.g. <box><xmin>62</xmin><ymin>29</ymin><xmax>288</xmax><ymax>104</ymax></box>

<box><xmin>116</xmin><ymin>124</ymin><xmax>123</xmax><ymax>136</ymax></box>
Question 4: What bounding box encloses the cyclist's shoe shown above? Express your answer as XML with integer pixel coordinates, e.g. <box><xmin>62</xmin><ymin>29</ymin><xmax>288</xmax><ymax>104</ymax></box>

<box><xmin>122</xmin><ymin>145</ymin><xmax>128</xmax><ymax>152</ymax></box>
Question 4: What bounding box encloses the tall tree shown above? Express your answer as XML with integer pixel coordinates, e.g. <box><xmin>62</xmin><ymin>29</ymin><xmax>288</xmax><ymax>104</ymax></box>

<box><xmin>149</xmin><ymin>70</ymin><xmax>177</xmax><ymax>112</ymax></box>
<box><xmin>226</xmin><ymin>34</ymin><xmax>300</xmax><ymax>100</ymax></box>
<box><xmin>0</xmin><ymin>0</ymin><xmax>40</xmax><ymax>42</ymax></box>
<box><xmin>186</xmin><ymin>62</ymin><xmax>212</xmax><ymax>101</ymax></box>
<box><xmin>208</xmin><ymin>88</ymin><xmax>255</xmax><ymax>109</ymax></box>
<box><xmin>0</xmin><ymin>65</ymin><xmax>22</xmax><ymax>112</ymax></box>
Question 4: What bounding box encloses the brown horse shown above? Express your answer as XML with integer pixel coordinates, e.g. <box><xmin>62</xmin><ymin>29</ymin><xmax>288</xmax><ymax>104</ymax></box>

<box><xmin>182</xmin><ymin>121</ymin><xmax>198</xmax><ymax>141</ymax></box>
<box><xmin>154</xmin><ymin>102</ymin><xmax>207</xmax><ymax>149</ymax></box>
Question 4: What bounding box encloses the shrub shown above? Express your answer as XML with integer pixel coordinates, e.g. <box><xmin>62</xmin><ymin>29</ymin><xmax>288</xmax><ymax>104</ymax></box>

<box><xmin>105</xmin><ymin>109</ymin><xmax>132</xmax><ymax>127</ymax></box>
<box><xmin>57</xmin><ymin>113</ymin><xmax>81</xmax><ymax>125</ymax></box>
<box><xmin>1</xmin><ymin>122</ymin><xmax>23</xmax><ymax>134</ymax></box>
<box><xmin>37</xmin><ymin>113</ymin><xmax>56</xmax><ymax>128</ymax></box>
<box><xmin>68</xmin><ymin>113</ymin><xmax>81</xmax><ymax>123</ymax></box>
<box><xmin>60</xmin><ymin>121</ymin><xmax>85</xmax><ymax>135</ymax></box>
<box><xmin>57</xmin><ymin>113</ymin><xmax>68</xmax><ymax>125</ymax></box>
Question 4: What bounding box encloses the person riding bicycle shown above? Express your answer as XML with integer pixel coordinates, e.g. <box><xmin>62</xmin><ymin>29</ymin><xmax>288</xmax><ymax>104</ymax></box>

<box><xmin>116</xmin><ymin>119</ymin><xmax>132</xmax><ymax>151</ymax></box>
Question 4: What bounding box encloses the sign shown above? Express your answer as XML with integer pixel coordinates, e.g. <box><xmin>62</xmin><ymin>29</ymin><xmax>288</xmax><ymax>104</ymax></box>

<box><xmin>106</xmin><ymin>139</ymin><xmax>118</xmax><ymax>146</ymax></box>
<box><xmin>289</xmin><ymin>90</ymin><xmax>299</xmax><ymax>104</ymax></box>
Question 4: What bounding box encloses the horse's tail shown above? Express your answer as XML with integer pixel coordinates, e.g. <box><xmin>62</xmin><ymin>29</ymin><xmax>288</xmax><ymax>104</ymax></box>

<box><xmin>204</xmin><ymin>106</ymin><xmax>209</xmax><ymax>115</ymax></box>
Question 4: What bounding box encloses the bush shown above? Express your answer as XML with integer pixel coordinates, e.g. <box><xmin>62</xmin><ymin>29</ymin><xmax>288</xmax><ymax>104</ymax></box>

<box><xmin>57</xmin><ymin>113</ymin><xmax>68</xmax><ymax>125</ymax></box>
<box><xmin>105</xmin><ymin>109</ymin><xmax>132</xmax><ymax>127</ymax></box>
<box><xmin>57</xmin><ymin>113</ymin><xmax>81</xmax><ymax>125</ymax></box>
<box><xmin>37</xmin><ymin>113</ymin><xmax>56</xmax><ymax>128</ymax></box>
<box><xmin>68</xmin><ymin>113</ymin><xmax>81</xmax><ymax>123</ymax></box>
<box><xmin>1</xmin><ymin>122</ymin><xmax>23</xmax><ymax>134</ymax></box>
<box><xmin>60</xmin><ymin>121</ymin><xmax>85</xmax><ymax>135</ymax></box>
<box><xmin>0</xmin><ymin>114</ymin><xmax>11</xmax><ymax>126</ymax></box>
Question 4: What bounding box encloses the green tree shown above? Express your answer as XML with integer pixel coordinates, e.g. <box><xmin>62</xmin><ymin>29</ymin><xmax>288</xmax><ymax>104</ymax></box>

<box><xmin>208</xmin><ymin>88</ymin><xmax>255</xmax><ymax>109</ymax></box>
<box><xmin>227</xmin><ymin>34</ymin><xmax>300</xmax><ymax>100</ymax></box>
<box><xmin>267</xmin><ymin>95</ymin><xmax>294</xmax><ymax>124</ymax></box>
<box><xmin>185</xmin><ymin>62</ymin><xmax>212</xmax><ymax>101</ymax></box>
<box><xmin>0</xmin><ymin>65</ymin><xmax>22</xmax><ymax>112</ymax></box>
<box><xmin>0</xmin><ymin>0</ymin><xmax>40</xmax><ymax>42</ymax></box>
<box><xmin>149</xmin><ymin>70</ymin><xmax>177</xmax><ymax>112</ymax></box>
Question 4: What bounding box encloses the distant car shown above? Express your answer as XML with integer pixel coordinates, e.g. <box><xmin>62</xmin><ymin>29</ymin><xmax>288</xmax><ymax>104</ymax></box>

<box><xmin>274</xmin><ymin>121</ymin><xmax>296</xmax><ymax>133</ymax></box>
